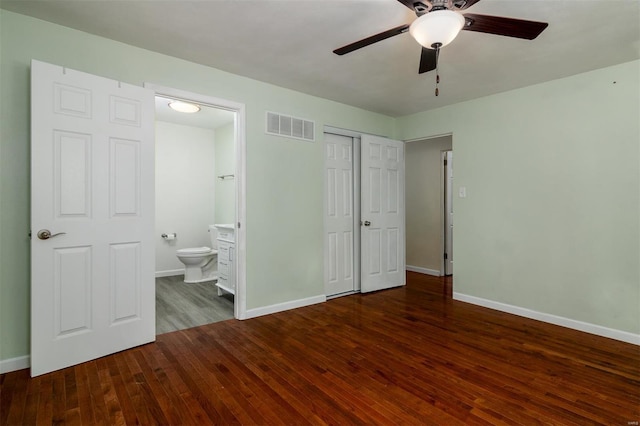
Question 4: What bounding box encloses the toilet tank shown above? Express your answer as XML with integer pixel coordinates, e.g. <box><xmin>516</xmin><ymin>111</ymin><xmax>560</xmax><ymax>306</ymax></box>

<box><xmin>208</xmin><ymin>225</ymin><xmax>218</xmax><ymax>249</ymax></box>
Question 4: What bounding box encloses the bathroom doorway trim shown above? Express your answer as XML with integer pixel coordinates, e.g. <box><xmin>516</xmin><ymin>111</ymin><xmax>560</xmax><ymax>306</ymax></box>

<box><xmin>145</xmin><ymin>83</ymin><xmax>247</xmax><ymax>320</ymax></box>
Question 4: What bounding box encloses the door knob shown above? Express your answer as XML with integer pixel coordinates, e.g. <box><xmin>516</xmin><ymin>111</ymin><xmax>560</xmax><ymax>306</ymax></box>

<box><xmin>363</xmin><ymin>221</ymin><xmax>371</xmax><ymax>227</ymax></box>
<box><xmin>37</xmin><ymin>229</ymin><xmax>66</xmax><ymax>240</ymax></box>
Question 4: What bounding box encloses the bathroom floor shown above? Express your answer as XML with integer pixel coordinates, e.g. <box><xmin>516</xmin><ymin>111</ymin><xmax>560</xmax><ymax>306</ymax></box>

<box><xmin>156</xmin><ymin>275</ymin><xmax>234</xmax><ymax>335</ymax></box>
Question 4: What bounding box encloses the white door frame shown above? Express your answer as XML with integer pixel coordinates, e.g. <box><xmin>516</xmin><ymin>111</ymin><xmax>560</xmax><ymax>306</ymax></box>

<box><xmin>145</xmin><ymin>83</ymin><xmax>247</xmax><ymax>319</ymax></box>
<box><xmin>405</xmin><ymin>133</ymin><xmax>453</xmax><ymax>277</ymax></box>
<box><xmin>443</xmin><ymin>150</ymin><xmax>453</xmax><ymax>275</ymax></box>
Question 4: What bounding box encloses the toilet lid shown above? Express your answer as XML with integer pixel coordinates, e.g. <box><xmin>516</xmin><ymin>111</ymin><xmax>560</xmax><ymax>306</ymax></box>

<box><xmin>177</xmin><ymin>246</ymin><xmax>212</xmax><ymax>255</ymax></box>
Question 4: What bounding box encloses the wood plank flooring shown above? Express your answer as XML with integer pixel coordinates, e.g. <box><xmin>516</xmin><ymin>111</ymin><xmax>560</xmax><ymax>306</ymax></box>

<box><xmin>156</xmin><ymin>276</ymin><xmax>234</xmax><ymax>335</ymax></box>
<box><xmin>2</xmin><ymin>272</ymin><xmax>639</xmax><ymax>425</ymax></box>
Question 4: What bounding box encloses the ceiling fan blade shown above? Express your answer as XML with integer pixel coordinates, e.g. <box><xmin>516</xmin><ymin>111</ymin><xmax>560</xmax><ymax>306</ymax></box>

<box><xmin>333</xmin><ymin>24</ymin><xmax>410</xmax><ymax>55</ymax></box>
<box><xmin>462</xmin><ymin>13</ymin><xmax>548</xmax><ymax>40</ymax></box>
<box><xmin>419</xmin><ymin>47</ymin><xmax>437</xmax><ymax>74</ymax></box>
<box><xmin>452</xmin><ymin>0</ymin><xmax>482</xmax><ymax>10</ymax></box>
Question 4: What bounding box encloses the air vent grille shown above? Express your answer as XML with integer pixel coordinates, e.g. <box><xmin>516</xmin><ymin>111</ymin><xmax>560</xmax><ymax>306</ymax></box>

<box><xmin>266</xmin><ymin>111</ymin><xmax>315</xmax><ymax>142</ymax></box>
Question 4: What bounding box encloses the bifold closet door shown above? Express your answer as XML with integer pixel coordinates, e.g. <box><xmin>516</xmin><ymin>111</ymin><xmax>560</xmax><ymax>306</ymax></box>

<box><xmin>360</xmin><ymin>134</ymin><xmax>405</xmax><ymax>293</ymax></box>
<box><xmin>30</xmin><ymin>60</ymin><xmax>156</xmax><ymax>376</ymax></box>
<box><xmin>324</xmin><ymin>133</ymin><xmax>356</xmax><ymax>296</ymax></box>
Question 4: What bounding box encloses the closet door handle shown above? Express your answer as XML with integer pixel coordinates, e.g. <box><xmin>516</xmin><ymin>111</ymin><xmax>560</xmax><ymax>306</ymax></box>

<box><xmin>363</xmin><ymin>221</ymin><xmax>371</xmax><ymax>227</ymax></box>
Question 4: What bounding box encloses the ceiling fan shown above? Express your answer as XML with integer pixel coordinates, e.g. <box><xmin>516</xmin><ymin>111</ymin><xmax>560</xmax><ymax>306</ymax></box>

<box><xmin>333</xmin><ymin>0</ymin><xmax>548</xmax><ymax>77</ymax></box>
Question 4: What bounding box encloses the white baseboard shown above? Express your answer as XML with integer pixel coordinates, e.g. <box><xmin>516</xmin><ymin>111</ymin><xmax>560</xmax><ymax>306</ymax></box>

<box><xmin>244</xmin><ymin>294</ymin><xmax>326</xmax><ymax>320</ymax></box>
<box><xmin>453</xmin><ymin>292</ymin><xmax>640</xmax><ymax>345</ymax></box>
<box><xmin>406</xmin><ymin>265</ymin><xmax>441</xmax><ymax>276</ymax></box>
<box><xmin>0</xmin><ymin>355</ymin><xmax>30</xmax><ymax>374</ymax></box>
<box><xmin>155</xmin><ymin>269</ymin><xmax>184</xmax><ymax>278</ymax></box>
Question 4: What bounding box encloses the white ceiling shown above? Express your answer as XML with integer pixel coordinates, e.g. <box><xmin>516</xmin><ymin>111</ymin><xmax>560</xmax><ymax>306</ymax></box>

<box><xmin>3</xmin><ymin>0</ymin><xmax>639</xmax><ymax>117</ymax></box>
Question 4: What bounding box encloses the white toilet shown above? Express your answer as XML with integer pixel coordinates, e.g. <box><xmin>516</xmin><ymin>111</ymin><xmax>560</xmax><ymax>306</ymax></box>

<box><xmin>176</xmin><ymin>225</ymin><xmax>218</xmax><ymax>283</ymax></box>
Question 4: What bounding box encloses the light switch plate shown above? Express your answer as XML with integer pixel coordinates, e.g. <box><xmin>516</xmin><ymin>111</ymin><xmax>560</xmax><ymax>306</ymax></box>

<box><xmin>459</xmin><ymin>186</ymin><xmax>467</xmax><ymax>198</ymax></box>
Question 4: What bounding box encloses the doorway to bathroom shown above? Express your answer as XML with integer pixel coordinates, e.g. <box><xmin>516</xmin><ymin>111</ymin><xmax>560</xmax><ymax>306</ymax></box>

<box><xmin>148</xmin><ymin>84</ymin><xmax>246</xmax><ymax>334</ymax></box>
<box><xmin>29</xmin><ymin>62</ymin><xmax>246</xmax><ymax>375</ymax></box>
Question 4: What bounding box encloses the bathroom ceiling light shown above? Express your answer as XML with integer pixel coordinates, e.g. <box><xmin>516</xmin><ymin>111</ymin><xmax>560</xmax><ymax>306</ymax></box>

<box><xmin>168</xmin><ymin>100</ymin><xmax>201</xmax><ymax>113</ymax></box>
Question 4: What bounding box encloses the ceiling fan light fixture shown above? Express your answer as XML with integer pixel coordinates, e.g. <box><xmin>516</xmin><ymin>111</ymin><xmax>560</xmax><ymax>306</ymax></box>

<box><xmin>168</xmin><ymin>100</ymin><xmax>201</xmax><ymax>113</ymax></box>
<box><xmin>409</xmin><ymin>10</ymin><xmax>465</xmax><ymax>49</ymax></box>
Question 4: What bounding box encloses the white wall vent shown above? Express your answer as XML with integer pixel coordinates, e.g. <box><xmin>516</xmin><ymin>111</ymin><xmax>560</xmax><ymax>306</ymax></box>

<box><xmin>266</xmin><ymin>111</ymin><xmax>315</xmax><ymax>142</ymax></box>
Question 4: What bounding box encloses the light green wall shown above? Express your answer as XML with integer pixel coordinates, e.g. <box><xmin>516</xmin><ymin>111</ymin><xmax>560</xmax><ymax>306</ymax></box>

<box><xmin>397</xmin><ymin>60</ymin><xmax>640</xmax><ymax>334</ymax></box>
<box><xmin>214</xmin><ymin>122</ymin><xmax>236</xmax><ymax>224</ymax></box>
<box><xmin>0</xmin><ymin>10</ymin><xmax>395</xmax><ymax>361</ymax></box>
<box><xmin>2</xmin><ymin>9</ymin><xmax>637</xmax><ymax>364</ymax></box>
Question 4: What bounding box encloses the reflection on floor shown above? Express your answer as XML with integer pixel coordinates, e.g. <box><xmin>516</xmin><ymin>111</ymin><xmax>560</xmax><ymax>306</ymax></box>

<box><xmin>156</xmin><ymin>275</ymin><xmax>234</xmax><ymax>335</ymax></box>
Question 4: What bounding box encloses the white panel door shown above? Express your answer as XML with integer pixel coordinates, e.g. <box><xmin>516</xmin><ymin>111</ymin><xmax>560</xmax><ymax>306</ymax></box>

<box><xmin>324</xmin><ymin>133</ymin><xmax>355</xmax><ymax>296</ymax></box>
<box><xmin>361</xmin><ymin>135</ymin><xmax>405</xmax><ymax>293</ymax></box>
<box><xmin>31</xmin><ymin>60</ymin><xmax>156</xmax><ymax>376</ymax></box>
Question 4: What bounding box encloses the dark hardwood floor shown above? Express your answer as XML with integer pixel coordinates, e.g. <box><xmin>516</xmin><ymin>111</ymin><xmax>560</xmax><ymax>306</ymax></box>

<box><xmin>2</xmin><ymin>272</ymin><xmax>638</xmax><ymax>425</ymax></box>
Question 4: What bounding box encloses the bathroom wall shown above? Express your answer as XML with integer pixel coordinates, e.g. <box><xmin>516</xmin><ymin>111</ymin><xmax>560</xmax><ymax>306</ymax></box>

<box><xmin>405</xmin><ymin>135</ymin><xmax>452</xmax><ymax>274</ymax></box>
<box><xmin>155</xmin><ymin>121</ymin><xmax>217</xmax><ymax>275</ymax></box>
<box><xmin>214</xmin><ymin>122</ymin><xmax>236</xmax><ymax>224</ymax></box>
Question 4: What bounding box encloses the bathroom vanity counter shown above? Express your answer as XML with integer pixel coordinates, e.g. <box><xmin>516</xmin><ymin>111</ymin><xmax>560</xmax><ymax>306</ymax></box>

<box><xmin>214</xmin><ymin>223</ymin><xmax>234</xmax><ymax>229</ymax></box>
<box><xmin>215</xmin><ymin>224</ymin><xmax>235</xmax><ymax>243</ymax></box>
<box><xmin>215</xmin><ymin>225</ymin><xmax>235</xmax><ymax>295</ymax></box>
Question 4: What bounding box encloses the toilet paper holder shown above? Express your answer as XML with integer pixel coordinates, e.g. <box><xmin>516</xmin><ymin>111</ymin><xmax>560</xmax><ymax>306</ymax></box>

<box><xmin>161</xmin><ymin>233</ymin><xmax>177</xmax><ymax>240</ymax></box>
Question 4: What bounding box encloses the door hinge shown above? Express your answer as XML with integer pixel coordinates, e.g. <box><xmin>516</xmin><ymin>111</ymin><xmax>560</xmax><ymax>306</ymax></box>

<box><xmin>237</xmin><ymin>222</ymin><xmax>241</xmax><ymax>229</ymax></box>
<box><xmin>444</xmin><ymin>252</ymin><xmax>448</xmax><ymax>260</ymax></box>
<box><xmin>444</xmin><ymin>159</ymin><xmax>448</xmax><ymax>166</ymax></box>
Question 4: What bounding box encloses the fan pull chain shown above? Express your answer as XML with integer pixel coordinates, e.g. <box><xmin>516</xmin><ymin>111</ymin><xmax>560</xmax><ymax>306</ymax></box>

<box><xmin>434</xmin><ymin>43</ymin><xmax>441</xmax><ymax>97</ymax></box>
